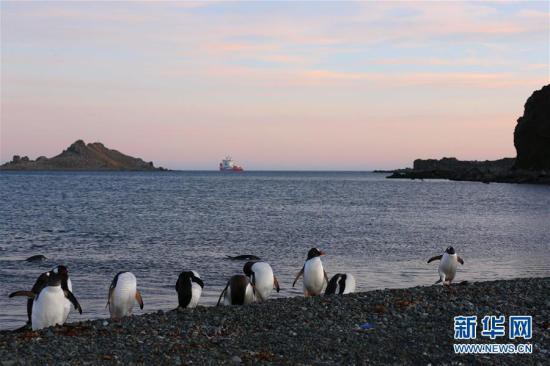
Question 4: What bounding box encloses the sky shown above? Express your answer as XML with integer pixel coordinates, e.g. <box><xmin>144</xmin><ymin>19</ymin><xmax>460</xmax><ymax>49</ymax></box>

<box><xmin>1</xmin><ymin>1</ymin><xmax>549</xmax><ymax>170</ymax></box>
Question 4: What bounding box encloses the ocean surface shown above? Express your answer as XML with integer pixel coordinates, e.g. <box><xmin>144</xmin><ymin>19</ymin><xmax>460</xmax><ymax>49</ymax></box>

<box><xmin>1</xmin><ymin>171</ymin><xmax>549</xmax><ymax>330</ymax></box>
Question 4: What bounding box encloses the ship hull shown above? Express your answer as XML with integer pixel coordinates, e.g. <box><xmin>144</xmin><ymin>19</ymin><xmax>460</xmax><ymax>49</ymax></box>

<box><xmin>219</xmin><ymin>167</ymin><xmax>244</xmax><ymax>172</ymax></box>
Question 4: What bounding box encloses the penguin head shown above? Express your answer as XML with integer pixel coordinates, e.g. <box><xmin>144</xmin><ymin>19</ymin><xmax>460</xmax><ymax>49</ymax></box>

<box><xmin>177</xmin><ymin>271</ymin><xmax>201</xmax><ymax>285</ymax></box>
<box><xmin>47</xmin><ymin>270</ymin><xmax>65</xmax><ymax>286</ymax></box>
<box><xmin>307</xmin><ymin>247</ymin><xmax>325</xmax><ymax>260</ymax></box>
<box><xmin>50</xmin><ymin>266</ymin><xmax>70</xmax><ymax>286</ymax></box>
<box><xmin>445</xmin><ymin>246</ymin><xmax>456</xmax><ymax>255</ymax></box>
<box><xmin>51</xmin><ymin>265</ymin><xmax>69</xmax><ymax>276</ymax></box>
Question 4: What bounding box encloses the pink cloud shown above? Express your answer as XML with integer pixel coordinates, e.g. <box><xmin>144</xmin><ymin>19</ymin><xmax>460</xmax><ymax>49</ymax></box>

<box><xmin>195</xmin><ymin>63</ymin><xmax>544</xmax><ymax>89</ymax></box>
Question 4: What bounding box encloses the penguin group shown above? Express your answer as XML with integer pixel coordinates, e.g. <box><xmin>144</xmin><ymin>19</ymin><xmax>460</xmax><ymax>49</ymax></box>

<box><xmin>9</xmin><ymin>246</ymin><xmax>463</xmax><ymax>330</ymax></box>
<box><xmin>217</xmin><ymin>260</ymin><xmax>280</xmax><ymax>305</ymax></box>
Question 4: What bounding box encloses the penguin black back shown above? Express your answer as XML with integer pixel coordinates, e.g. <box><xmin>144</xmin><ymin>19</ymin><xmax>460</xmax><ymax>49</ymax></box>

<box><xmin>25</xmin><ymin>255</ymin><xmax>47</xmax><ymax>262</ymax></box>
<box><xmin>230</xmin><ymin>275</ymin><xmax>250</xmax><ymax>305</ymax></box>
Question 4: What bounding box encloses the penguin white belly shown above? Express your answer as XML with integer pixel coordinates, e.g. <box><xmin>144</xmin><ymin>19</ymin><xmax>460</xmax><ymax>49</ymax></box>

<box><xmin>253</xmin><ymin>263</ymin><xmax>275</xmax><ymax>301</ymax></box>
<box><xmin>188</xmin><ymin>283</ymin><xmax>202</xmax><ymax>308</ymax></box>
<box><xmin>438</xmin><ymin>254</ymin><xmax>458</xmax><ymax>282</ymax></box>
<box><xmin>110</xmin><ymin>273</ymin><xmax>137</xmax><ymax>319</ymax></box>
<box><xmin>32</xmin><ymin>286</ymin><xmax>67</xmax><ymax>330</ymax></box>
<box><xmin>243</xmin><ymin>283</ymin><xmax>255</xmax><ymax>304</ymax></box>
<box><xmin>342</xmin><ymin>273</ymin><xmax>356</xmax><ymax>294</ymax></box>
<box><xmin>304</xmin><ymin>258</ymin><xmax>325</xmax><ymax>295</ymax></box>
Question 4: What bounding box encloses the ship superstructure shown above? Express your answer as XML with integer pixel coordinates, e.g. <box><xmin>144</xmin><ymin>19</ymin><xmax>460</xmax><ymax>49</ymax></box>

<box><xmin>219</xmin><ymin>156</ymin><xmax>244</xmax><ymax>171</ymax></box>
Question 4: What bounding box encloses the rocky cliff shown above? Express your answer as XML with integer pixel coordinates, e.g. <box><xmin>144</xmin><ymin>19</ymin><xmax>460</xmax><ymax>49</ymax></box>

<box><xmin>387</xmin><ymin>84</ymin><xmax>550</xmax><ymax>184</ymax></box>
<box><xmin>1</xmin><ymin>140</ymin><xmax>166</xmax><ymax>171</ymax></box>
<box><xmin>514</xmin><ymin>84</ymin><xmax>550</xmax><ymax>171</ymax></box>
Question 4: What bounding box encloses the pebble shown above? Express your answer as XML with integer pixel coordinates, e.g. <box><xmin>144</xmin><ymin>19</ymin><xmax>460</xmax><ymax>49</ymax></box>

<box><xmin>0</xmin><ymin>277</ymin><xmax>546</xmax><ymax>366</ymax></box>
<box><xmin>230</xmin><ymin>356</ymin><xmax>242</xmax><ymax>364</ymax></box>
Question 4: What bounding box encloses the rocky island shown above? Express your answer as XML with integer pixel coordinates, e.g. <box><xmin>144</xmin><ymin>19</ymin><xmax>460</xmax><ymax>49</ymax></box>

<box><xmin>388</xmin><ymin>84</ymin><xmax>550</xmax><ymax>184</ymax></box>
<box><xmin>0</xmin><ymin>140</ymin><xmax>166</xmax><ymax>171</ymax></box>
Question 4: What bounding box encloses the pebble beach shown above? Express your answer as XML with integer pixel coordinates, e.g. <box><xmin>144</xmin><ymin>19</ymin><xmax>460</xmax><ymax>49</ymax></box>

<box><xmin>0</xmin><ymin>277</ymin><xmax>548</xmax><ymax>365</ymax></box>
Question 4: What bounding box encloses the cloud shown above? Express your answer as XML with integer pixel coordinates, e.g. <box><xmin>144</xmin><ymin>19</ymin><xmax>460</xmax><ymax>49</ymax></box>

<box><xmin>2</xmin><ymin>1</ymin><xmax>548</xmax><ymax>168</ymax></box>
<box><xmin>300</xmin><ymin>70</ymin><xmax>543</xmax><ymax>89</ymax></box>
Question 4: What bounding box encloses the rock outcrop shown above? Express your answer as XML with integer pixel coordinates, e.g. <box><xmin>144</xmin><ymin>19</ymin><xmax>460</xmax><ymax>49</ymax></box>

<box><xmin>387</xmin><ymin>157</ymin><xmax>550</xmax><ymax>184</ymax></box>
<box><xmin>387</xmin><ymin>84</ymin><xmax>550</xmax><ymax>184</ymax></box>
<box><xmin>1</xmin><ymin>140</ymin><xmax>166</xmax><ymax>171</ymax></box>
<box><xmin>514</xmin><ymin>84</ymin><xmax>550</xmax><ymax>171</ymax></box>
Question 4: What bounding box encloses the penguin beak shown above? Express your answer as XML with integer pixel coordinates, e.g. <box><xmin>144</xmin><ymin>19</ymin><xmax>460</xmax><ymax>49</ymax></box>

<box><xmin>319</xmin><ymin>250</ymin><xmax>325</xmax><ymax>256</ymax></box>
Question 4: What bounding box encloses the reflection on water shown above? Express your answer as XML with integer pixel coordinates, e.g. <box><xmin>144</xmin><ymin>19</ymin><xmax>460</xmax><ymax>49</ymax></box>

<box><xmin>0</xmin><ymin>171</ymin><xmax>549</xmax><ymax>330</ymax></box>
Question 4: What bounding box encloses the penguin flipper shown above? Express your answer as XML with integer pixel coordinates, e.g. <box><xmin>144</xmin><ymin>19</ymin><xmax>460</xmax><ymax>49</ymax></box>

<box><xmin>8</xmin><ymin>290</ymin><xmax>35</xmax><ymax>299</ymax></box>
<box><xmin>193</xmin><ymin>276</ymin><xmax>204</xmax><ymax>289</ymax></box>
<box><xmin>427</xmin><ymin>255</ymin><xmax>442</xmax><ymax>263</ymax></box>
<box><xmin>273</xmin><ymin>276</ymin><xmax>280</xmax><ymax>293</ymax></box>
<box><xmin>64</xmin><ymin>290</ymin><xmax>82</xmax><ymax>314</ymax></box>
<box><xmin>217</xmin><ymin>281</ymin><xmax>230</xmax><ymax>306</ymax></box>
<box><xmin>434</xmin><ymin>278</ymin><xmax>443</xmax><ymax>284</ymax></box>
<box><xmin>457</xmin><ymin>256</ymin><xmax>464</xmax><ymax>265</ymax></box>
<box><xmin>135</xmin><ymin>290</ymin><xmax>144</xmax><ymax>309</ymax></box>
<box><xmin>106</xmin><ymin>287</ymin><xmax>114</xmax><ymax>310</ymax></box>
<box><xmin>292</xmin><ymin>266</ymin><xmax>304</xmax><ymax>287</ymax></box>
<box><xmin>106</xmin><ymin>274</ymin><xmax>119</xmax><ymax>310</ymax></box>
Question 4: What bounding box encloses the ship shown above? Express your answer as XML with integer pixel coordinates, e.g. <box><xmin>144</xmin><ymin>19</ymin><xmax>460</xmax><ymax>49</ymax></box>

<box><xmin>219</xmin><ymin>156</ymin><xmax>244</xmax><ymax>172</ymax></box>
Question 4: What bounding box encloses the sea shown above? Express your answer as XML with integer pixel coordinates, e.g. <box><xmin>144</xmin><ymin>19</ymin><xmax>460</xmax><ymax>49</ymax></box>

<box><xmin>1</xmin><ymin>171</ymin><xmax>549</xmax><ymax>330</ymax></box>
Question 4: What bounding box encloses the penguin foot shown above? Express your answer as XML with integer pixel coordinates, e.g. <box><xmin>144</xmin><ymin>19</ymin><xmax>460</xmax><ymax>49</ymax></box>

<box><xmin>13</xmin><ymin>323</ymin><xmax>31</xmax><ymax>333</ymax></box>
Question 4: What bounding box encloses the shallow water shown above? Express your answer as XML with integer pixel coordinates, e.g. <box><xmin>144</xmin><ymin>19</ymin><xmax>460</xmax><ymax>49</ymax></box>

<box><xmin>1</xmin><ymin>171</ymin><xmax>549</xmax><ymax>330</ymax></box>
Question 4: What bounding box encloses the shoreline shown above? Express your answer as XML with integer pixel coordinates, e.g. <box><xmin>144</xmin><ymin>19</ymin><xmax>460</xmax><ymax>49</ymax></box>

<box><xmin>387</xmin><ymin>169</ymin><xmax>550</xmax><ymax>185</ymax></box>
<box><xmin>1</xmin><ymin>277</ymin><xmax>547</xmax><ymax>365</ymax></box>
<box><xmin>385</xmin><ymin>158</ymin><xmax>550</xmax><ymax>185</ymax></box>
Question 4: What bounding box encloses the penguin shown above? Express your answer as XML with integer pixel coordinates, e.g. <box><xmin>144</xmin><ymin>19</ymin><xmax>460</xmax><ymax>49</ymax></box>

<box><xmin>9</xmin><ymin>265</ymin><xmax>73</xmax><ymax>327</ymax></box>
<box><xmin>325</xmin><ymin>273</ymin><xmax>356</xmax><ymax>295</ymax></box>
<box><xmin>9</xmin><ymin>268</ymin><xmax>82</xmax><ymax>330</ymax></box>
<box><xmin>107</xmin><ymin>272</ymin><xmax>144</xmax><ymax>319</ymax></box>
<box><xmin>226</xmin><ymin>254</ymin><xmax>261</xmax><ymax>261</ymax></box>
<box><xmin>243</xmin><ymin>261</ymin><xmax>280</xmax><ymax>301</ymax></box>
<box><xmin>292</xmin><ymin>248</ymin><xmax>329</xmax><ymax>296</ymax></box>
<box><xmin>427</xmin><ymin>246</ymin><xmax>464</xmax><ymax>284</ymax></box>
<box><xmin>25</xmin><ymin>255</ymin><xmax>47</xmax><ymax>262</ymax></box>
<box><xmin>217</xmin><ymin>275</ymin><xmax>255</xmax><ymax>306</ymax></box>
<box><xmin>175</xmin><ymin>270</ymin><xmax>204</xmax><ymax>308</ymax></box>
